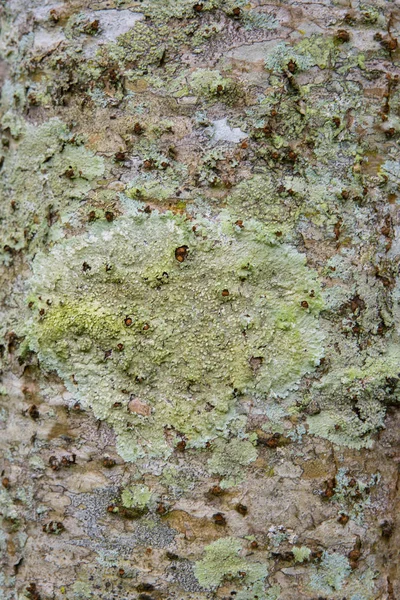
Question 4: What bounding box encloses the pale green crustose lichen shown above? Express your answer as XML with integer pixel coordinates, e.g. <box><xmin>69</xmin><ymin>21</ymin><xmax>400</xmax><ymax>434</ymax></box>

<box><xmin>194</xmin><ymin>537</ymin><xmax>268</xmax><ymax>591</ymax></box>
<box><xmin>25</xmin><ymin>209</ymin><xmax>324</xmax><ymax>465</ymax></box>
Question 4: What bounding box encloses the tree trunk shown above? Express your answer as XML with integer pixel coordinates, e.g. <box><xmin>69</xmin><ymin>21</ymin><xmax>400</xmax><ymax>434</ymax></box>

<box><xmin>1</xmin><ymin>1</ymin><xmax>400</xmax><ymax>599</ymax></box>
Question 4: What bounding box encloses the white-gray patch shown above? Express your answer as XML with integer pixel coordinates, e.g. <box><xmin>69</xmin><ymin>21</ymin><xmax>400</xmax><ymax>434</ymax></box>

<box><xmin>226</xmin><ymin>39</ymin><xmax>283</xmax><ymax>63</ymax></box>
<box><xmin>90</xmin><ymin>9</ymin><xmax>144</xmax><ymax>42</ymax></box>
<box><xmin>210</xmin><ymin>118</ymin><xmax>247</xmax><ymax>143</ymax></box>
<box><xmin>33</xmin><ymin>28</ymin><xmax>65</xmax><ymax>54</ymax></box>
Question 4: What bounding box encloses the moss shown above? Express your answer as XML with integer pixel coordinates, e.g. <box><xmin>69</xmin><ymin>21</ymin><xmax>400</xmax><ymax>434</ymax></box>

<box><xmin>194</xmin><ymin>537</ymin><xmax>268</xmax><ymax>590</ymax></box>
<box><xmin>25</xmin><ymin>210</ymin><xmax>324</xmax><ymax>464</ymax></box>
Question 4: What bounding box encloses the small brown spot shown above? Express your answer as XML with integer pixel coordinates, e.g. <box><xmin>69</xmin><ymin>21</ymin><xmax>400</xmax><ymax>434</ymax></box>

<box><xmin>287</xmin><ymin>60</ymin><xmax>297</xmax><ymax>73</ymax></box>
<box><xmin>208</xmin><ymin>485</ymin><xmax>224</xmax><ymax>496</ymax></box>
<box><xmin>142</xmin><ymin>323</ymin><xmax>150</xmax><ymax>331</ymax></box>
<box><xmin>250</xmin><ymin>541</ymin><xmax>259</xmax><ymax>549</ymax></box>
<box><xmin>105</xmin><ymin>211</ymin><xmax>114</xmax><ymax>222</ymax></box>
<box><xmin>341</xmin><ymin>190</ymin><xmax>349</xmax><ymax>200</ymax></box>
<box><xmin>176</xmin><ymin>440</ymin><xmax>186</xmax><ymax>452</ymax></box>
<box><xmin>26</xmin><ymin>583</ymin><xmax>41</xmax><ymax>600</ymax></box>
<box><xmin>175</xmin><ymin>246</ymin><xmax>188</xmax><ymax>262</ymax></box>
<box><xmin>115</xmin><ymin>151</ymin><xmax>127</xmax><ymax>162</ymax></box>
<box><xmin>381</xmin><ymin>37</ymin><xmax>398</xmax><ymax>52</ymax></box>
<box><xmin>118</xmin><ymin>569</ymin><xmax>125</xmax><ymax>577</ymax></box>
<box><xmin>2</xmin><ymin>477</ymin><xmax>10</xmax><ymax>489</ymax></box>
<box><xmin>301</xmin><ymin>301</ymin><xmax>309</xmax><ymax>309</ymax></box>
<box><xmin>235</xmin><ymin>503</ymin><xmax>248</xmax><ymax>516</ymax></box>
<box><xmin>232</xmin><ymin>7</ymin><xmax>241</xmax><ymax>17</ymax></box>
<box><xmin>156</xmin><ymin>502</ymin><xmax>168</xmax><ymax>515</ymax></box>
<box><xmin>64</xmin><ymin>168</ymin><xmax>74</xmax><ymax>179</ymax></box>
<box><xmin>103</xmin><ymin>457</ymin><xmax>116</xmax><ymax>468</ymax></box>
<box><xmin>221</xmin><ymin>289</ymin><xmax>230</xmax><ymax>297</ymax></box>
<box><xmin>348</xmin><ymin>548</ymin><xmax>361</xmax><ymax>566</ymax></box>
<box><xmin>212</xmin><ymin>512</ymin><xmax>226</xmax><ymax>526</ymax></box>
<box><xmin>124</xmin><ymin>316</ymin><xmax>133</xmax><ymax>327</ymax></box>
<box><xmin>193</xmin><ymin>3</ymin><xmax>203</xmax><ymax>12</ymax></box>
<box><xmin>335</xmin><ymin>29</ymin><xmax>350</xmax><ymax>42</ymax></box>
<box><xmin>235</xmin><ymin>220</ymin><xmax>244</xmax><ymax>228</ymax></box>
<box><xmin>28</xmin><ymin>405</ymin><xmax>39</xmax><ymax>420</ymax></box>
<box><xmin>133</xmin><ymin>123</ymin><xmax>144</xmax><ymax>135</ymax></box>
<box><xmin>337</xmin><ymin>513</ymin><xmax>349</xmax><ymax>525</ymax></box>
<box><xmin>117</xmin><ymin>343</ymin><xmax>124</xmax><ymax>351</ymax></box>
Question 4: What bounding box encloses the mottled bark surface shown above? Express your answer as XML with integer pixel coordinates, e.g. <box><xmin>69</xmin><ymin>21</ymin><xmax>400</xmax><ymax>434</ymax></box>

<box><xmin>1</xmin><ymin>1</ymin><xmax>400</xmax><ymax>599</ymax></box>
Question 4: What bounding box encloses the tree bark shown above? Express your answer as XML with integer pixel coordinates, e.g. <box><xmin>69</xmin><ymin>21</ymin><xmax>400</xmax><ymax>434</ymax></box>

<box><xmin>1</xmin><ymin>1</ymin><xmax>400</xmax><ymax>599</ymax></box>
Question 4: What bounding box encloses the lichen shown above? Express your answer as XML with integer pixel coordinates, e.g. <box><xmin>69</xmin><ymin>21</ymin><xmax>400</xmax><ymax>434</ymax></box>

<box><xmin>307</xmin><ymin>344</ymin><xmax>400</xmax><ymax>448</ymax></box>
<box><xmin>292</xmin><ymin>546</ymin><xmax>311</xmax><ymax>563</ymax></box>
<box><xmin>194</xmin><ymin>537</ymin><xmax>268</xmax><ymax>591</ymax></box>
<box><xmin>189</xmin><ymin>69</ymin><xmax>239</xmax><ymax>103</ymax></box>
<box><xmin>121</xmin><ymin>484</ymin><xmax>153</xmax><ymax>510</ymax></box>
<box><xmin>207</xmin><ymin>437</ymin><xmax>257</xmax><ymax>488</ymax></box>
<box><xmin>309</xmin><ymin>551</ymin><xmax>351</xmax><ymax>595</ymax></box>
<box><xmin>24</xmin><ymin>209</ymin><xmax>324</xmax><ymax>465</ymax></box>
<box><xmin>0</xmin><ymin>117</ymin><xmax>104</xmax><ymax>264</ymax></box>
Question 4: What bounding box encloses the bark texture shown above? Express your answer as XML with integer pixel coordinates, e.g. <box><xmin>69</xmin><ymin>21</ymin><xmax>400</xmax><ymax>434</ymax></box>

<box><xmin>1</xmin><ymin>1</ymin><xmax>400</xmax><ymax>599</ymax></box>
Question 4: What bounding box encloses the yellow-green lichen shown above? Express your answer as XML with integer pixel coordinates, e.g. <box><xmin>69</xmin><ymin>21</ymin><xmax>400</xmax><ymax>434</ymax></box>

<box><xmin>292</xmin><ymin>546</ymin><xmax>311</xmax><ymax>563</ymax></box>
<box><xmin>189</xmin><ymin>69</ymin><xmax>239</xmax><ymax>103</ymax></box>
<box><xmin>194</xmin><ymin>537</ymin><xmax>268</xmax><ymax>591</ymax></box>
<box><xmin>25</xmin><ymin>209</ymin><xmax>324</xmax><ymax>464</ymax></box>
<box><xmin>121</xmin><ymin>484</ymin><xmax>153</xmax><ymax>510</ymax></box>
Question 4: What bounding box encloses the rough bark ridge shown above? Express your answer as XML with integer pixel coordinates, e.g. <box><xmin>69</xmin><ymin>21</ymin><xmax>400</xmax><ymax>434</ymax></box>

<box><xmin>0</xmin><ymin>0</ymin><xmax>400</xmax><ymax>599</ymax></box>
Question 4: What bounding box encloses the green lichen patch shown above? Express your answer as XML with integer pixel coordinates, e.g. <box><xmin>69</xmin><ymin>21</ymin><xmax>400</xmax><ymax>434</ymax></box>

<box><xmin>188</xmin><ymin>69</ymin><xmax>240</xmax><ymax>104</ymax></box>
<box><xmin>292</xmin><ymin>546</ymin><xmax>311</xmax><ymax>563</ymax></box>
<box><xmin>207</xmin><ymin>437</ymin><xmax>257</xmax><ymax>488</ymax></box>
<box><xmin>306</xmin><ymin>344</ymin><xmax>400</xmax><ymax>449</ymax></box>
<box><xmin>0</xmin><ymin>117</ymin><xmax>104</xmax><ymax>264</ymax></box>
<box><xmin>25</xmin><ymin>209</ymin><xmax>323</xmax><ymax>464</ymax></box>
<box><xmin>309</xmin><ymin>551</ymin><xmax>351</xmax><ymax>595</ymax></box>
<box><xmin>194</xmin><ymin>537</ymin><xmax>268</xmax><ymax>591</ymax></box>
<box><xmin>121</xmin><ymin>484</ymin><xmax>153</xmax><ymax>511</ymax></box>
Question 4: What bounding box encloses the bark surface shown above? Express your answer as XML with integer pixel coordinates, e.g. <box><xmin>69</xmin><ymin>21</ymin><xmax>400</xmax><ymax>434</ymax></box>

<box><xmin>1</xmin><ymin>1</ymin><xmax>400</xmax><ymax>599</ymax></box>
